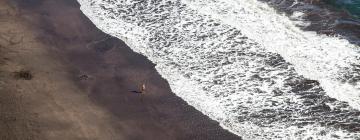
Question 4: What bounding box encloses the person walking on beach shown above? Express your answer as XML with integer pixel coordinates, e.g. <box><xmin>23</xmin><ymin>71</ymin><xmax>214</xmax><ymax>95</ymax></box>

<box><xmin>140</xmin><ymin>83</ymin><xmax>146</xmax><ymax>94</ymax></box>
<box><xmin>139</xmin><ymin>83</ymin><xmax>146</xmax><ymax>102</ymax></box>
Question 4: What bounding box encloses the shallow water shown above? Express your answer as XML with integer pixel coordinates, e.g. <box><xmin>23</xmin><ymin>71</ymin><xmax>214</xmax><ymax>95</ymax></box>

<box><xmin>77</xmin><ymin>0</ymin><xmax>360</xmax><ymax>139</ymax></box>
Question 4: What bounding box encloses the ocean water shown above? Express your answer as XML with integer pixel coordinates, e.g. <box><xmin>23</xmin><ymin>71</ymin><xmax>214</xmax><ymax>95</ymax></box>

<box><xmin>258</xmin><ymin>0</ymin><xmax>360</xmax><ymax>46</ymax></box>
<box><xmin>77</xmin><ymin>0</ymin><xmax>360</xmax><ymax>139</ymax></box>
<box><xmin>326</xmin><ymin>0</ymin><xmax>360</xmax><ymax>18</ymax></box>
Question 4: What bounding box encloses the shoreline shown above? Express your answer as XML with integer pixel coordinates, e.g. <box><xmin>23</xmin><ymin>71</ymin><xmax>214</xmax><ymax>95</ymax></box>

<box><xmin>0</xmin><ymin>0</ymin><xmax>241</xmax><ymax>139</ymax></box>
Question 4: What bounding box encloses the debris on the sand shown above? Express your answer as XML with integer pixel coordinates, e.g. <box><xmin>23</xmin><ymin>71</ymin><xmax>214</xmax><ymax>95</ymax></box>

<box><xmin>14</xmin><ymin>70</ymin><xmax>32</xmax><ymax>80</ymax></box>
<box><xmin>78</xmin><ymin>74</ymin><xmax>90</xmax><ymax>80</ymax></box>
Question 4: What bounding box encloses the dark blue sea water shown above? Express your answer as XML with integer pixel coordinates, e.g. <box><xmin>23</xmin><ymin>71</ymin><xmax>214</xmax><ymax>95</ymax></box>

<box><xmin>260</xmin><ymin>0</ymin><xmax>360</xmax><ymax>45</ymax></box>
<box><xmin>326</xmin><ymin>0</ymin><xmax>360</xmax><ymax>18</ymax></box>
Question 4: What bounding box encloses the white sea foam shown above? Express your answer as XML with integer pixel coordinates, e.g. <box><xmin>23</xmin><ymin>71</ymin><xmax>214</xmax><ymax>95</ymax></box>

<box><xmin>182</xmin><ymin>0</ymin><xmax>360</xmax><ymax>110</ymax></box>
<box><xmin>77</xmin><ymin>0</ymin><xmax>360</xmax><ymax>139</ymax></box>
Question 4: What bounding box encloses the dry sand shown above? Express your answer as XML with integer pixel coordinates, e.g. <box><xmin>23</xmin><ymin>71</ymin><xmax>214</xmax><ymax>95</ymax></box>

<box><xmin>0</xmin><ymin>0</ymin><xmax>242</xmax><ymax>140</ymax></box>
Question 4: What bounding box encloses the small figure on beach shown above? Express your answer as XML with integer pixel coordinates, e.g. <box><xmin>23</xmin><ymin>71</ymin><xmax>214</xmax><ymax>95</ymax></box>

<box><xmin>140</xmin><ymin>83</ymin><xmax>146</xmax><ymax>94</ymax></box>
<box><xmin>139</xmin><ymin>83</ymin><xmax>146</xmax><ymax>102</ymax></box>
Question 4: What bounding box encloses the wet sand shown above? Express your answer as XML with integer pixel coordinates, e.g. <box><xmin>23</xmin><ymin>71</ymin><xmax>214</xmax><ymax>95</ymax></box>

<box><xmin>0</xmin><ymin>0</ymin><xmax>241</xmax><ymax>139</ymax></box>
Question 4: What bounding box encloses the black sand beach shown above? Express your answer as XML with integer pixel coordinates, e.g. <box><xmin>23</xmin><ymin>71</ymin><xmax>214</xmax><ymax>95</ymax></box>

<box><xmin>0</xmin><ymin>0</ymin><xmax>241</xmax><ymax>139</ymax></box>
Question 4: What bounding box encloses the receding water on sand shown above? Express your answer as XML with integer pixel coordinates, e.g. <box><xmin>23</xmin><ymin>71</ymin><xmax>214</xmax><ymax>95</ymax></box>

<box><xmin>77</xmin><ymin>0</ymin><xmax>360</xmax><ymax>139</ymax></box>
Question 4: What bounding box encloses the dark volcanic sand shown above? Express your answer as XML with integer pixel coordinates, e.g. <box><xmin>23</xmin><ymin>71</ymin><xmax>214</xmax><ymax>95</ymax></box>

<box><xmin>0</xmin><ymin>0</ymin><xmax>241</xmax><ymax>140</ymax></box>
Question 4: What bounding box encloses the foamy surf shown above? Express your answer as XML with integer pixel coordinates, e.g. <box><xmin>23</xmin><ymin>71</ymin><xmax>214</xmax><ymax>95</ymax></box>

<box><xmin>183</xmin><ymin>0</ymin><xmax>360</xmax><ymax>110</ymax></box>
<box><xmin>77</xmin><ymin>0</ymin><xmax>360</xmax><ymax>139</ymax></box>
